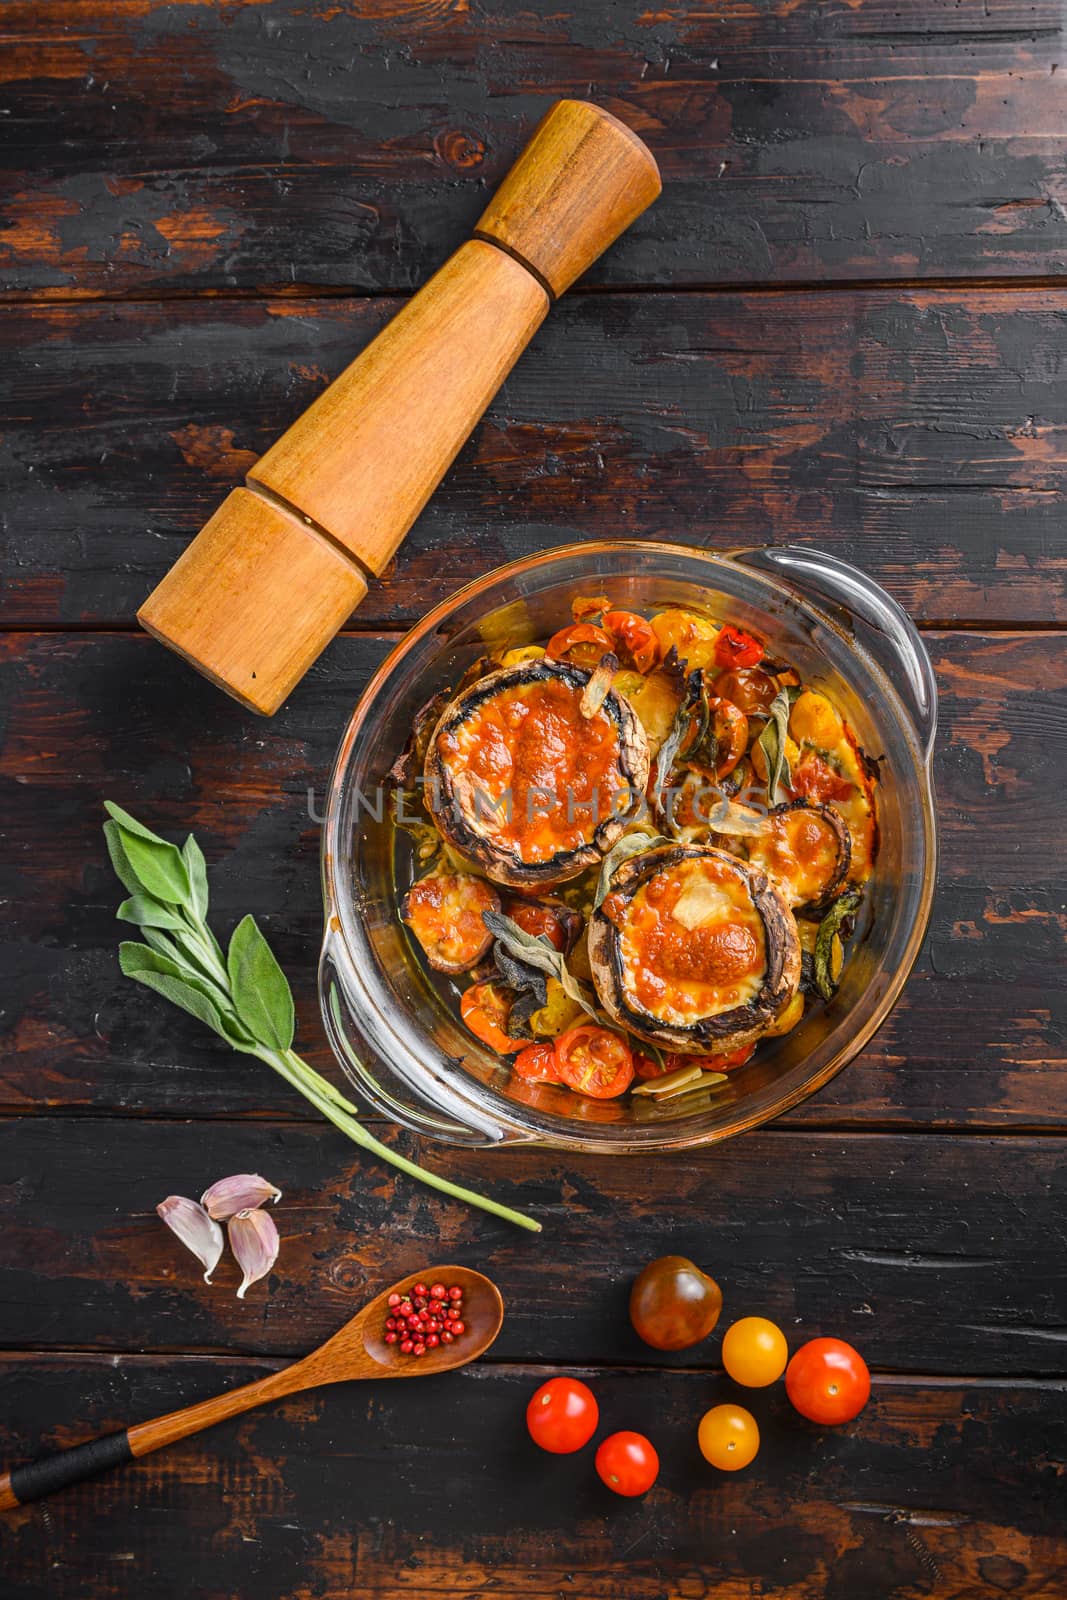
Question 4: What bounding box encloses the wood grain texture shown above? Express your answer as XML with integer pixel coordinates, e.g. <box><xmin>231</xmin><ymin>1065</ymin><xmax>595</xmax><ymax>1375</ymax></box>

<box><xmin>2</xmin><ymin>629</ymin><xmax>1064</xmax><ymax>1126</ymax></box>
<box><xmin>1</xmin><ymin>0</ymin><xmax>1064</xmax><ymax>297</ymax></box>
<box><xmin>3</xmin><ymin>290</ymin><xmax>1064</xmax><ymax>631</ymax></box>
<box><xmin>1</xmin><ymin>1118</ymin><xmax>1066</xmax><ymax>1373</ymax></box>
<box><xmin>1</xmin><ymin>1356</ymin><xmax>1065</xmax><ymax>1599</ymax></box>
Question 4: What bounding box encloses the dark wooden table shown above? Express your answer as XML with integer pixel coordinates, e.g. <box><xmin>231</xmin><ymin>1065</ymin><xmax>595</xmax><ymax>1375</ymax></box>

<box><xmin>3</xmin><ymin>3</ymin><xmax>1066</xmax><ymax>1595</ymax></box>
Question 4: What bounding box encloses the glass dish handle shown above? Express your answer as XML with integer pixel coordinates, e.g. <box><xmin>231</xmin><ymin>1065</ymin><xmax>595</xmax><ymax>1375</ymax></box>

<box><xmin>728</xmin><ymin>546</ymin><xmax>938</xmax><ymax>763</ymax></box>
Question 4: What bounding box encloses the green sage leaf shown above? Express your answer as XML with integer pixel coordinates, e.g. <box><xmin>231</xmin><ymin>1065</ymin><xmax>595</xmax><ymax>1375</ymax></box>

<box><xmin>227</xmin><ymin>914</ymin><xmax>295</xmax><ymax>1052</ymax></box>
<box><xmin>756</xmin><ymin>687</ymin><xmax>794</xmax><ymax>807</ymax></box>
<box><xmin>119</xmin><ymin>942</ymin><xmax>253</xmax><ymax>1046</ymax></box>
<box><xmin>182</xmin><ymin>834</ymin><xmax>209</xmax><ymax>920</ymax></box>
<box><xmin>483</xmin><ymin>911</ymin><xmax>599</xmax><ymax>1021</ymax></box>
<box><xmin>116</xmin><ymin>895</ymin><xmax>186</xmax><ymax>931</ymax></box>
<box><xmin>594</xmin><ymin>831</ymin><xmax>671</xmax><ymax>909</ymax></box>
<box><xmin>106</xmin><ymin>811</ymin><xmax>191</xmax><ymax>905</ymax></box>
<box><xmin>103</xmin><ymin>820</ymin><xmax>144</xmax><ymax>898</ymax></box>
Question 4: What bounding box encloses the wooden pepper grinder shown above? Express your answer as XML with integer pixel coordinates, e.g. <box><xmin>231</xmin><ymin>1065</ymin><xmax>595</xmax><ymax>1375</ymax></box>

<box><xmin>139</xmin><ymin>100</ymin><xmax>660</xmax><ymax>714</ymax></box>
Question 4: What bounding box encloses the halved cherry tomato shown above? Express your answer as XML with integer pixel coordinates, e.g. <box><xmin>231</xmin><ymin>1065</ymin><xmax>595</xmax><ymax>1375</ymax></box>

<box><xmin>786</xmin><ymin>1337</ymin><xmax>870</xmax><ymax>1424</ymax></box>
<box><xmin>553</xmin><ymin>1024</ymin><xmax>634</xmax><ymax>1098</ymax></box>
<box><xmin>527</xmin><ymin>1378</ymin><xmax>599</xmax><ymax>1453</ymax></box>
<box><xmin>460</xmin><ymin>982</ymin><xmax>524</xmax><ymax>1054</ymax></box>
<box><xmin>595</xmin><ymin>1431</ymin><xmax>659</xmax><ymax>1497</ymax></box>
<box><xmin>604</xmin><ymin>609</ymin><xmax>659</xmax><ymax>674</ymax></box>
<box><xmin>717</xmin><ymin>667</ymin><xmax>779</xmax><ymax>715</ymax></box>
<box><xmin>512</xmin><ymin>1042</ymin><xmax>561</xmax><ymax>1083</ymax></box>
<box><xmin>545</xmin><ymin>622</ymin><xmax>615</xmax><ymax>669</ymax></box>
<box><xmin>715</xmin><ymin>624</ymin><xmax>765</xmax><ymax>670</ymax></box>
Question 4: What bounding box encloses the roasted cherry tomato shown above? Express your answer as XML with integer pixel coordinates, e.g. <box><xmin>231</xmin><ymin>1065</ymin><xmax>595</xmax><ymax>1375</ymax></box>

<box><xmin>715</xmin><ymin>624</ymin><xmax>765</xmax><ymax>671</ymax></box>
<box><xmin>634</xmin><ymin>1050</ymin><xmax>670</xmax><ymax>1081</ymax></box>
<box><xmin>512</xmin><ymin>1043</ymin><xmax>561</xmax><ymax>1083</ymax></box>
<box><xmin>717</xmin><ymin>667</ymin><xmax>780</xmax><ymax>715</ymax></box>
<box><xmin>526</xmin><ymin>1377</ymin><xmax>599</xmax><ymax>1454</ymax></box>
<box><xmin>604</xmin><ymin>609</ymin><xmax>659</xmax><ymax>674</ymax></box>
<box><xmin>502</xmin><ymin>896</ymin><xmax>574</xmax><ymax>953</ymax></box>
<box><xmin>722</xmin><ymin>1317</ymin><xmax>789</xmax><ymax>1388</ymax></box>
<box><xmin>460</xmin><ymin>982</ymin><xmax>524</xmax><ymax>1054</ymax></box>
<box><xmin>662</xmin><ymin>1043</ymin><xmax>755</xmax><ymax>1076</ymax></box>
<box><xmin>790</xmin><ymin>753</ymin><xmax>855</xmax><ymax>806</ymax></box>
<box><xmin>595</xmin><ymin>1431</ymin><xmax>659</xmax><ymax>1497</ymax></box>
<box><xmin>698</xmin><ymin>1404</ymin><xmax>760</xmax><ymax>1471</ymax></box>
<box><xmin>786</xmin><ymin>1338</ymin><xmax>870</xmax><ymax>1424</ymax></box>
<box><xmin>698</xmin><ymin>696</ymin><xmax>749</xmax><ymax>779</ymax></box>
<box><xmin>545</xmin><ymin>622</ymin><xmax>615</xmax><ymax>669</ymax></box>
<box><xmin>630</xmin><ymin>1255</ymin><xmax>722</xmax><ymax>1351</ymax></box>
<box><xmin>553</xmin><ymin>1025</ymin><xmax>634</xmax><ymax>1099</ymax></box>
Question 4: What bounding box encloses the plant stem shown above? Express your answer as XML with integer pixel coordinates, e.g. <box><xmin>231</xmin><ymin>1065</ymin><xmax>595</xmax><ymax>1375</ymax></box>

<box><xmin>257</xmin><ymin>1047</ymin><xmax>541</xmax><ymax>1234</ymax></box>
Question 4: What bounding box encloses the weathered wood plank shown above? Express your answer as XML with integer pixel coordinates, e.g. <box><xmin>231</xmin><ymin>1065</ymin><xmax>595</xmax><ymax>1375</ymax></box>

<box><xmin>0</xmin><ymin>1118</ymin><xmax>1065</xmax><ymax>1372</ymax></box>
<box><xmin>2</xmin><ymin>631</ymin><xmax>1064</xmax><ymax>1126</ymax></box>
<box><xmin>2</xmin><ymin>291</ymin><xmax>1066</xmax><ymax>630</ymax></box>
<box><xmin>2</xmin><ymin>0</ymin><xmax>1064</xmax><ymax>297</ymax></box>
<box><xmin>1</xmin><ymin>1356</ymin><xmax>1064</xmax><ymax>1600</ymax></box>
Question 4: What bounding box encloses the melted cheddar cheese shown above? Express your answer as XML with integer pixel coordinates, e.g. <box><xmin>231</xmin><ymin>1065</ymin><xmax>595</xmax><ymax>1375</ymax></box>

<box><xmin>436</xmin><ymin>677</ymin><xmax>629</xmax><ymax>865</ymax></box>
<box><xmin>607</xmin><ymin>854</ymin><xmax>766</xmax><ymax>1026</ymax></box>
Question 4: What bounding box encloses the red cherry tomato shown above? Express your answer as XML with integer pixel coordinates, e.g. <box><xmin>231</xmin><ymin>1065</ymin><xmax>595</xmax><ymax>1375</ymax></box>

<box><xmin>460</xmin><ymin>982</ymin><xmax>524</xmax><ymax>1054</ymax></box>
<box><xmin>786</xmin><ymin>1337</ymin><xmax>871</xmax><ymax>1424</ymax></box>
<box><xmin>595</xmin><ymin>1431</ymin><xmax>659</xmax><ymax>1497</ymax></box>
<box><xmin>512</xmin><ymin>1043</ymin><xmax>561</xmax><ymax>1083</ymax></box>
<box><xmin>634</xmin><ymin>1050</ymin><xmax>669</xmax><ymax>1081</ymax></box>
<box><xmin>502</xmin><ymin>897</ymin><xmax>567</xmax><ymax>952</ymax></box>
<box><xmin>545</xmin><ymin>622</ymin><xmax>615</xmax><ymax>669</ymax></box>
<box><xmin>715</xmin><ymin>624</ymin><xmax>765</xmax><ymax>671</ymax></box>
<box><xmin>661</xmin><ymin>1043</ymin><xmax>755</xmax><ymax>1076</ymax></box>
<box><xmin>553</xmin><ymin>1025</ymin><xmax>634</xmax><ymax>1098</ymax></box>
<box><xmin>791</xmin><ymin>753</ymin><xmax>855</xmax><ymax>805</ymax></box>
<box><xmin>604</xmin><ymin>609</ymin><xmax>660</xmax><ymax>674</ymax></box>
<box><xmin>526</xmin><ymin>1378</ymin><xmax>600</xmax><ymax>1454</ymax></box>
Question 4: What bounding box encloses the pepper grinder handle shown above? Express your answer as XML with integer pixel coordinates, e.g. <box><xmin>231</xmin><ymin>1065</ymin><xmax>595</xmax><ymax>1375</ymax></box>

<box><xmin>138</xmin><ymin>101</ymin><xmax>660</xmax><ymax>714</ymax></box>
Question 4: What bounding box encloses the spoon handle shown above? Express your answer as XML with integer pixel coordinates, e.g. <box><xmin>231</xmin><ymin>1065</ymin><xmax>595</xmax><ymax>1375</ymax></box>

<box><xmin>0</xmin><ymin>1362</ymin><xmax>309</xmax><ymax>1511</ymax></box>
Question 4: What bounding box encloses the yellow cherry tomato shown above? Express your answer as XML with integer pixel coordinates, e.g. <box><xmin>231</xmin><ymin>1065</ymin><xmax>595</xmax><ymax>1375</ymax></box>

<box><xmin>698</xmin><ymin>1404</ymin><xmax>760</xmax><ymax>1471</ymax></box>
<box><xmin>721</xmin><ymin>1316</ymin><xmax>789</xmax><ymax>1388</ymax></box>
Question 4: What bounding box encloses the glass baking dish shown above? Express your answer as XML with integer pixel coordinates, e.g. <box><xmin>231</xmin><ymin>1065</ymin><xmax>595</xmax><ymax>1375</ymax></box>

<box><xmin>318</xmin><ymin>543</ymin><xmax>937</xmax><ymax>1153</ymax></box>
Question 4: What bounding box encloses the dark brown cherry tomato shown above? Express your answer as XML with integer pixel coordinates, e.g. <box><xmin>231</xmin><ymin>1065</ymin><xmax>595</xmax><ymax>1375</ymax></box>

<box><xmin>553</xmin><ymin>1025</ymin><xmax>634</xmax><ymax>1099</ymax></box>
<box><xmin>527</xmin><ymin>1377</ymin><xmax>599</xmax><ymax>1453</ymax></box>
<box><xmin>715</xmin><ymin>624</ymin><xmax>765</xmax><ymax>670</ymax></box>
<box><xmin>512</xmin><ymin>1043</ymin><xmax>561</xmax><ymax>1083</ymax></box>
<box><xmin>629</xmin><ymin>1255</ymin><xmax>723</xmax><ymax>1350</ymax></box>
<box><xmin>703</xmin><ymin>696</ymin><xmax>749</xmax><ymax>778</ymax></box>
<box><xmin>786</xmin><ymin>1338</ymin><xmax>870</xmax><ymax>1424</ymax></box>
<box><xmin>595</xmin><ymin>1431</ymin><xmax>659</xmax><ymax>1497</ymax></box>
<box><xmin>604</xmin><ymin>609</ymin><xmax>659</xmax><ymax>674</ymax></box>
<box><xmin>460</xmin><ymin>982</ymin><xmax>524</xmax><ymax>1054</ymax></box>
<box><xmin>545</xmin><ymin>622</ymin><xmax>615</xmax><ymax>670</ymax></box>
<box><xmin>717</xmin><ymin>667</ymin><xmax>779</xmax><ymax>715</ymax></box>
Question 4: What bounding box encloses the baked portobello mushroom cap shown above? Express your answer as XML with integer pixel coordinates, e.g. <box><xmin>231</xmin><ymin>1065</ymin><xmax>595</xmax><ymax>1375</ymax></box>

<box><xmin>424</xmin><ymin>657</ymin><xmax>650</xmax><ymax>889</ymax></box>
<box><xmin>589</xmin><ymin>842</ymin><xmax>801</xmax><ymax>1056</ymax></box>
<box><xmin>741</xmin><ymin>799</ymin><xmax>851</xmax><ymax>916</ymax></box>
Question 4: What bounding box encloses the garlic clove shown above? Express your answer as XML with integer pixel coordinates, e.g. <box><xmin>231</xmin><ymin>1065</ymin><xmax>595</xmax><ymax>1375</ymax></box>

<box><xmin>228</xmin><ymin>1207</ymin><xmax>280</xmax><ymax>1299</ymax></box>
<box><xmin>157</xmin><ymin>1195</ymin><xmax>224</xmax><ymax>1283</ymax></box>
<box><xmin>200</xmin><ymin>1173</ymin><xmax>282</xmax><ymax>1221</ymax></box>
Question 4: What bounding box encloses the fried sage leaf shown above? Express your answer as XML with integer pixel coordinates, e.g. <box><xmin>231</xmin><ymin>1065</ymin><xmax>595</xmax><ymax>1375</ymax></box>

<box><xmin>594</xmin><ymin>830</ymin><xmax>672</xmax><ymax>909</ymax></box>
<box><xmin>756</xmin><ymin>687</ymin><xmax>794</xmax><ymax>807</ymax></box>
<box><xmin>483</xmin><ymin>910</ymin><xmax>599</xmax><ymax>1021</ymax></box>
<box><xmin>813</xmin><ymin>886</ymin><xmax>863</xmax><ymax>1001</ymax></box>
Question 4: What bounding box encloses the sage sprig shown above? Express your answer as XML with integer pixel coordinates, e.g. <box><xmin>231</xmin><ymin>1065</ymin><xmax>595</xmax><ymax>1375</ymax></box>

<box><xmin>104</xmin><ymin>803</ymin><xmax>540</xmax><ymax>1233</ymax></box>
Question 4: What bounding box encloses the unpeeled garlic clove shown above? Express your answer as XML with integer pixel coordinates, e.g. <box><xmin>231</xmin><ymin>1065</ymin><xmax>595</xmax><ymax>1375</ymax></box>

<box><xmin>200</xmin><ymin>1173</ymin><xmax>282</xmax><ymax>1221</ymax></box>
<box><xmin>157</xmin><ymin>1195</ymin><xmax>224</xmax><ymax>1283</ymax></box>
<box><xmin>228</xmin><ymin>1207</ymin><xmax>280</xmax><ymax>1299</ymax></box>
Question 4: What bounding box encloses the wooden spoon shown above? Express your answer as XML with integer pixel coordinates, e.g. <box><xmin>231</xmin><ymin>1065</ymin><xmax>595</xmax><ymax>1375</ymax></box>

<box><xmin>0</xmin><ymin>1265</ymin><xmax>502</xmax><ymax>1512</ymax></box>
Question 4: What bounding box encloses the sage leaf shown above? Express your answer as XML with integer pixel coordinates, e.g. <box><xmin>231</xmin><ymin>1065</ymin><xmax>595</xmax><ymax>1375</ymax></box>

<box><xmin>182</xmin><ymin>834</ymin><xmax>209</xmax><ymax>920</ymax></box>
<box><xmin>116</xmin><ymin>895</ymin><xmax>187</xmax><ymax>931</ymax></box>
<box><xmin>483</xmin><ymin>911</ymin><xmax>598</xmax><ymax>1021</ymax></box>
<box><xmin>110</xmin><ymin>823</ymin><xmax>191</xmax><ymax>905</ymax></box>
<box><xmin>756</xmin><ymin>687</ymin><xmax>794</xmax><ymax>807</ymax></box>
<box><xmin>813</xmin><ymin>886</ymin><xmax>863</xmax><ymax>1001</ymax></box>
<box><xmin>104</xmin><ymin>801</ymin><xmax>174</xmax><ymax>845</ymax></box>
<box><xmin>103</xmin><ymin>821</ymin><xmax>144</xmax><ymax>898</ymax></box>
<box><xmin>227</xmin><ymin>914</ymin><xmax>295</xmax><ymax>1052</ymax></box>
<box><xmin>594</xmin><ymin>831</ymin><xmax>671</xmax><ymax>909</ymax></box>
<box><xmin>119</xmin><ymin>943</ymin><xmax>241</xmax><ymax>1042</ymax></box>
